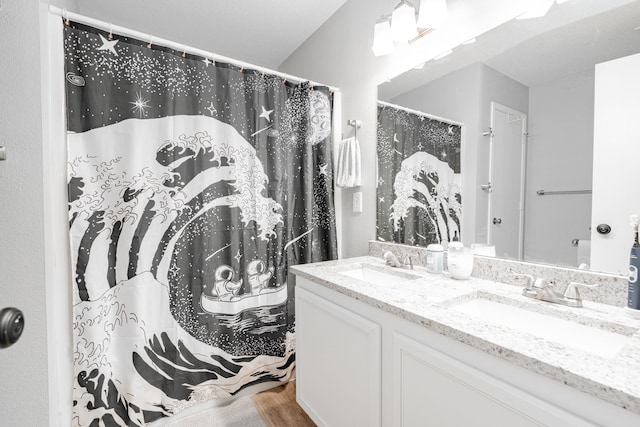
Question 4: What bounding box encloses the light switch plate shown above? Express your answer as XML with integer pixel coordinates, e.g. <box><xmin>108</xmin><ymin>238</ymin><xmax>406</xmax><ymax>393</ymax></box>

<box><xmin>353</xmin><ymin>191</ymin><xmax>362</xmax><ymax>213</ymax></box>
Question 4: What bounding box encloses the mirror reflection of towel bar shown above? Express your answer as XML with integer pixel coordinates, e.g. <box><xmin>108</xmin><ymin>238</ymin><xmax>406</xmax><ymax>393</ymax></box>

<box><xmin>536</xmin><ymin>189</ymin><xmax>592</xmax><ymax>196</ymax></box>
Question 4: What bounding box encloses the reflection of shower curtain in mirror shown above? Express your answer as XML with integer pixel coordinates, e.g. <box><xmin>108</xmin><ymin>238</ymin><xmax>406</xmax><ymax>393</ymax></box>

<box><xmin>376</xmin><ymin>103</ymin><xmax>462</xmax><ymax>246</ymax></box>
<box><xmin>64</xmin><ymin>21</ymin><xmax>337</xmax><ymax>426</ymax></box>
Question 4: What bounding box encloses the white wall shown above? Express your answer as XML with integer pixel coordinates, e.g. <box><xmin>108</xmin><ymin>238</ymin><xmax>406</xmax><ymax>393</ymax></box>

<box><xmin>280</xmin><ymin>0</ymin><xmax>535</xmax><ymax>257</ymax></box>
<box><xmin>40</xmin><ymin>5</ymin><xmax>75</xmax><ymax>425</ymax></box>
<box><xmin>0</xmin><ymin>0</ymin><xmax>49</xmax><ymax>424</ymax></box>
<box><xmin>525</xmin><ymin>70</ymin><xmax>594</xmax><ymax>267</ymax></box>
<box><xmin>279</xmin><ymin>0</ymin><xmax>387</xmax><ymax>257</ymax></box>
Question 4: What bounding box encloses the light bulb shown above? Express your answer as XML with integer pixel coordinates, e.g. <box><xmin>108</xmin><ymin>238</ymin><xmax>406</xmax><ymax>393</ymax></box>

<box><xmin>372</xmin><ymin>16</ymin><xmax>395</xmax><ymax>56</ymax></box>
<box><xmin>391</xmin><ymin>1</ymin><xmax>418</xmax><ymax>43</ymax></box>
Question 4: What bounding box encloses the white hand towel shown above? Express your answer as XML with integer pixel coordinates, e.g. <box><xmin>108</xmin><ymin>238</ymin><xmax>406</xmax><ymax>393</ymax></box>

<box><xmin>336</xmin><ymin>137</ymin><xmax>361</xmax><ymax>188</ymax></box>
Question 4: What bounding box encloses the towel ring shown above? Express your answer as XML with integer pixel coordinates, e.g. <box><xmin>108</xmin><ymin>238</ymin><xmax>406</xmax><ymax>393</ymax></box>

<box><xmin>347</xmin><ymin>119</ymin><xmax>361</xmax><ymax>139</ymax></box>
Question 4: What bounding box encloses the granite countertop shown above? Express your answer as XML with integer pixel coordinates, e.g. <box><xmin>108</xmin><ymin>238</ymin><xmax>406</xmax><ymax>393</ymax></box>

<box><xmin>291</xmin><ymin>256</ymin><xmax>640</xmax><ymax>416</ymax></box>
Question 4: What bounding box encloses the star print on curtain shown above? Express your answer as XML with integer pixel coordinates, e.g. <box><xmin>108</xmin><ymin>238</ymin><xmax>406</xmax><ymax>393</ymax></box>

<box><xmin>376</xmin><ymin>103</ymin><xmax>462</xmax><ymax>246</ymax></box>
<box><xmin>64</xmin><ymin>20</ymin><xmax>337</xmax><ymax>426</ymax></box>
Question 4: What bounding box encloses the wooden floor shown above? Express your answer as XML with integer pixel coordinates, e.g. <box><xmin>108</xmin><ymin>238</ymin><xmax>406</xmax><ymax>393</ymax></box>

<box><xmin>251</xmin><ymin>381</ymin><xmax>316</xmax><ymax>427</ymax></box>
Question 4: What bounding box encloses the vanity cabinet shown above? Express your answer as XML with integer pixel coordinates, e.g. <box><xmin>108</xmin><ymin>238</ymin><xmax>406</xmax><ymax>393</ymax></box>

<box><xmin>391</xmin><ymin>332</ymin><xmax>591</xmax><ymax>426</ymax></box>
<box><xmin>296</xmin><ymin>285</ymin><xmax>382</xmax><ymax>426</ymax></box>
<box><xmin>295</xmin><ymin>276</ymin><xmax>637</xmax><ymax>427</ymax></box>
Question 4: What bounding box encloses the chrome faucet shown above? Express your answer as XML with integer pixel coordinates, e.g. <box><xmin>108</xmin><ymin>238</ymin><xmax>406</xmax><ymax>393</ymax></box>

<box><xmin>383</xmin><ymin>251</ymin><xmax>402</xmax><ymax>267</ymax></box>
<box><xmin>403</xmin><ymin>255</ymin><xmax>413</xmax><ymax>270</ymax></box>
<box><xmin>513</xmin><ymin>273</ymin><xmax>597</xmax><ymax>308</ymax></box>
<box><xmin>383</xmin><ymin>251</ymin><xmax>413</xmax><ymax>269</ymax></box>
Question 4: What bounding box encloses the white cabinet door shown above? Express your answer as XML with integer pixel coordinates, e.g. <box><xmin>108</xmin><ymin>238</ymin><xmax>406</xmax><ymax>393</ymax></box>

<box><xmin>392</xmin><ymin>332</ymin><xmax>595</xmax><ymax>427</ymax></box>
<box><xmin>296</xmin><ymin>283</ymin><xmax>382</xmax><ymax>427</ymax></box>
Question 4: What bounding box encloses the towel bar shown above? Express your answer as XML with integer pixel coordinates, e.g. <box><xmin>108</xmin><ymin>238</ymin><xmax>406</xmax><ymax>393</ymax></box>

<box><xmin>536</xmin><ymin>189</ymin><xmax>592</xmax><ymax>196</ymax></box>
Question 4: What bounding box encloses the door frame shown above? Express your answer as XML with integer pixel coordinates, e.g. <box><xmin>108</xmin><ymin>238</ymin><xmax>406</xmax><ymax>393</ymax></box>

<box><xmin>487</xmin><ymin>102</ymin><xmax>528</xmax><ymax>260</ymax></box>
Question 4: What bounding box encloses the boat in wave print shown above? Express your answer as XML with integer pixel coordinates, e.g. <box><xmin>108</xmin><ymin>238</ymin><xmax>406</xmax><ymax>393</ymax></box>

<box><xmin>201</xmin><ymin>285</ymin><xmax>288</xmax><ymax>315</ymax></box>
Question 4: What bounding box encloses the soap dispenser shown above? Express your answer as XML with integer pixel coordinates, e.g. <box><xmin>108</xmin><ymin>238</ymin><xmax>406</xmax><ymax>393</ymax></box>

<box><xmin>426</xmin><ymin>243</ymin><xmax>444</xmax><ymax>274</ymax></box>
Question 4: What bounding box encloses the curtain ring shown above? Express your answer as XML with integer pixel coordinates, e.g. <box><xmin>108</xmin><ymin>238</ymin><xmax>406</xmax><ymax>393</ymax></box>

<box><xmin>63</xmin><ymin>9</ymin><xmax>70</xmax><ymax>26</ymax></box>
<box><xmin>181</xmin><ymin>44</ymin><xmax>187</xmax><ymax>58</ymax></box>
<box><xmin>282</xmin><ymin>74</ymin><xmax>287</xmax><ymax>85</ymax></box>
<box><xmin>147</xmin><ymin>35</ymin><xmax>153</xmax><ymax>49</ymax></box>
<box><xmin>108</xmin><ymin>23</ymin><xmax>113</xmax><ymax>40</ymax></box>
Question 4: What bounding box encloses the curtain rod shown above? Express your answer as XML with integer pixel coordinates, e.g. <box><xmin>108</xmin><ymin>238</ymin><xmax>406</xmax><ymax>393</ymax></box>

<box><xmin>377</xmin><ymin>100</ymin><xmax>463</xmax><ymax>127</ymax></box>
<box><xmin>48</xmin><ymin>5</ymin><xmax>340</xmax><ymax>93</ymax></box>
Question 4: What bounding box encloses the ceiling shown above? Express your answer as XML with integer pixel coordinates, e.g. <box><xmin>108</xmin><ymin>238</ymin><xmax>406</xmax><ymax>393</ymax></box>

<box><xmin>379</xmin><ymin>0</ymin><xmax>640</xmax><ymax>100</ymax></box>
<box><xmin>73</xmin><ymin>0</ymin><xmax>349</xmax><ymax>69</ymax></box>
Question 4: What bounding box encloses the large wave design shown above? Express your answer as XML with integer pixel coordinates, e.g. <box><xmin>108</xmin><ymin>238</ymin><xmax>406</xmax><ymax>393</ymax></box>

<box><xmin>68</xmin><ymin>116</ymin><xmax>295</xmax><ymax>426</ymax></box>
<box><xmin>67</xmin><ymin>115</ymin><xmax>282</xmax><ymax>302</ymax></box>
<box><xmin>390</xmin><ymin>151</ymin><xmax>461</xmax><ymax>243</ymax></box>
<box><xmin>71</xmin><ymin>272</ymin><xmax>295</xmax><ymax>426</ymax></box>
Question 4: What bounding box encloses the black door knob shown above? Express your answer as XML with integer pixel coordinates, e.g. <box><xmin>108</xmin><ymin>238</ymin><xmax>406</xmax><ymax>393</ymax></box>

<box><xmin>0</xmin><ymin>308</ymin><xmax>25</xmax><ymax>349</ymax></box>
<box><xmin>596</xmin><ymin>224</ymin><xmax>612</xmax><ymax>235</ymax></box>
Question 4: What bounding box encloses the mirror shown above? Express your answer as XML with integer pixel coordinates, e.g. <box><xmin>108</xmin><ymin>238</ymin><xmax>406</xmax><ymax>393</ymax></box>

<box><xmin>376</xmin><ymin>0</ymin><xmax>640</xmax><ymax>275</ymax></box>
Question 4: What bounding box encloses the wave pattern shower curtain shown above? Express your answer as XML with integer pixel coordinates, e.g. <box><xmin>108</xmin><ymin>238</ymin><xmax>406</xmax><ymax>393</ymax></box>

<box><xmin>376</xmin><ymin>103</ymin><xmax>462</xmax><ymax>245</ymax></box>
<box><xmin>64</xmin><ymin>21</ymin><xmax>337</xmax><ymax>426</ymax></box>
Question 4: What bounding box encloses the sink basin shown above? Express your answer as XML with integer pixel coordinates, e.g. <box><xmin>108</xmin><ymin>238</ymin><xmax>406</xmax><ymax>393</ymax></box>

<box><xmin>450</xmin><ymin>294</ymin><xmax>634</xmax><ymax>359</ymax></box>
<box><xmin>338</xmin><ymin>264</ymin><xmax>421</xmax><ymax>286</ymax></box>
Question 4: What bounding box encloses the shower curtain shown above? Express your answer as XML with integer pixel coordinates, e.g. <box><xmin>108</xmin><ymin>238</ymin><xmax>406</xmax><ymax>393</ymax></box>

<box><xmin>64</xmin><ymin>21</ymin><xmax>337</xmax><ymax>426</ymax></box>
<box><xmin>376</xmin><ymin>103</ymin><xmax>462</xmax><ymax>246</ymax></box>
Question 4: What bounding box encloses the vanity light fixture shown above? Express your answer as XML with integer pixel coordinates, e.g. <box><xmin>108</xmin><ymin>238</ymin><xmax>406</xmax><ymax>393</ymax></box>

<box><xmin>373</xmin><ymin>0</ymin><xmax>448</xmax><ymax>56</ymax></box>
<box><xmin>372</xmin><ymin>15</ymin><xmax>396</xmax><ymax>56</ymax></box>
<box><xmin>391</xmin><ymin>0</ymin><xmax>419</xmax><ymax>44</ymax></box>
<box><xmin>417</xmin><ymin>0</ymin><xmax>448</xmax><ymax>29</ymax></box>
